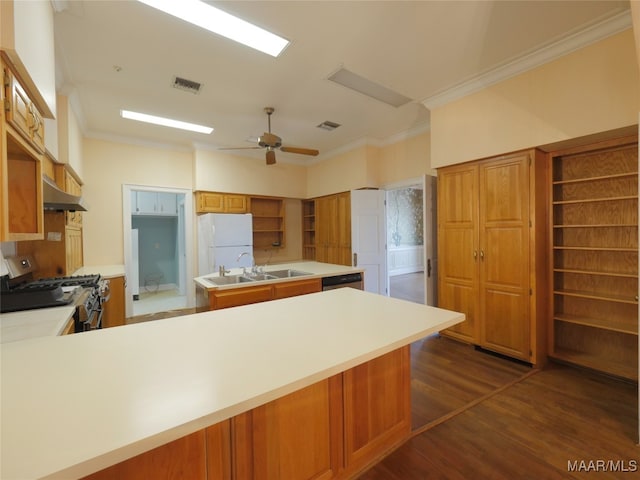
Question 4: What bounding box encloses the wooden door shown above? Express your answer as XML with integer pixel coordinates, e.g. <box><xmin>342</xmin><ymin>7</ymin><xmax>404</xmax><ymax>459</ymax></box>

<box><xmin>437</xmin><ymin>164</ymin><xmax>480</xmax><ymax>343</ymax></box>
<box><xmin>233</xmin><ymin>376</ymin><xmax>343</xmax><ymax>480</ymax></box>
<box><xmin>336</xmin><ymin>192</ymin><xmax>352</xmax><ymax>266</ymax></box>
<box><xmin>478</xmin><ymin>153</ymin><xmax>531</xmax><ymax>360</ymax></box>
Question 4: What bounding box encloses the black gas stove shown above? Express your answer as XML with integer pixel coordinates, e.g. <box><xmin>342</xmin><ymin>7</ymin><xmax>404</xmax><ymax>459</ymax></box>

<box><xmin>1</xmin><ymin>256</ymin><xmax>109</xmax><ymax>332</ymax></box>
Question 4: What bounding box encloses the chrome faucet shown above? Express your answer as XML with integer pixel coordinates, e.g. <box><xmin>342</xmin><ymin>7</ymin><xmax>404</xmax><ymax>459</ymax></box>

<box><xmin>218</xmin><ymin>265</ymin><xmax>230</xmax><ymax>276</ymax></box>
<box><xmin>237</xmin><ymin>251</ymin><xmax>256</xmax><ymax>274</ymax></box>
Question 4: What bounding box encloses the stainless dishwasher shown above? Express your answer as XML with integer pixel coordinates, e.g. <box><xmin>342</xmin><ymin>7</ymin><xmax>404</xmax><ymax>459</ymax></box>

<box><xmin>321</xmin><ymin>272</ymin><xmax>363</xmax><ymax>291</ymax></box>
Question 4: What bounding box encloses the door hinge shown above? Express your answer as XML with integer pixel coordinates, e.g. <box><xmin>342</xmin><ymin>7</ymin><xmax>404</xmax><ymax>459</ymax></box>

<box><xmin>529</xmin><ymin>219</ymin><xmax>532</xmax><ymax>227</ymax></box>
<box><xmin>529</xmin><ymin>288</ymin><xmax>533</xmax><ymax>296</ymax></box>
<box><xmin>3</xmin><ymin>98</ymin><xmax>9</xmax><ymax>112</ymax></box>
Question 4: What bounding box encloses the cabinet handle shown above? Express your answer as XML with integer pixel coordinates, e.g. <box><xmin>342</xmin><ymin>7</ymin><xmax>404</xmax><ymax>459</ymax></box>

<box><xmin>473</xmin><ymin>250</ymin><xmax>477</xmax><ymax>260</ymax></box>
<box><xmin>353</xmin><ymin>252</ymin><xmax>358</xmax><ymax>267</ymax></box>
<box><xmin>480</xmin><ymin>250</ymin><xmax>485</xmax><ymax>260</ymax></box>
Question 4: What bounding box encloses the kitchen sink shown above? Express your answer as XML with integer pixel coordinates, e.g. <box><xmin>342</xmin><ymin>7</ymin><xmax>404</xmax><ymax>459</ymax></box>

<box><xmin>205</xmin><ymin>274</ymin><xmax>256</xmax><ymax>286</ymax></box>
<box><xmin>244</xmin><ymin>273</ymin><xmax>278</xmax><ymax>281</ymax></box>
<box><xmin>266</xmin><ymin>269</ymin><xmax>313</xmax><ymax>278</ymax></box>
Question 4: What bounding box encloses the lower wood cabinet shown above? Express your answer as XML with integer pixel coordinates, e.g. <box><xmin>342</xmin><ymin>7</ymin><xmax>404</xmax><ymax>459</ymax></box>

<box><xmin>343</xmin><ymin>346</ymin><xmax>410</xmax><ymax>472</ymax></box>
<box><xmin>80</xmin><ymin>347</ymin><xmax>411</xmax><ymax>480</ymax></box>
<box><xmin>197</xmin><ymin>279</ymin><xmax>323</xmax><ymax>311</ymax></box>
<box><xmin>102</xmin><ymin>275</ymin><xmax>126</xmax><ymax>328</ymax></box>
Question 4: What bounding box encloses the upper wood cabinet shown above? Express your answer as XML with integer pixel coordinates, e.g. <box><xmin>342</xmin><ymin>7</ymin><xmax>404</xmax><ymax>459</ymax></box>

<box><xmin>315</xmin><ymin>192</ymin><xmax>351</xmax><ymax>266</ymax></box>
<box><xmin>196</xmin><ymin>191</ymin><xmax>248</xmax><ymax>214</ymax></box>
<box><xmin>549</xmin><ymin>136</ymin><xmax>638</xmax><ymax>381</ymax></box>
<box><xmin>438</xmin><ymin>150</ymin><xmax>548</xmax><ymax>365</ymax></box>
<box><xmin>1</xmin><ymin>57</ymin><xmax>44</xmax><ymax>241</ymax></box>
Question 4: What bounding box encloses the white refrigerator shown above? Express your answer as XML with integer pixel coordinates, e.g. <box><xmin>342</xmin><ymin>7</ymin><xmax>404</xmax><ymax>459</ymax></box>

<box><xmin>197</xmin><ymin>213</ymin><xmax>253</xmax><ymax>276</ymax></box>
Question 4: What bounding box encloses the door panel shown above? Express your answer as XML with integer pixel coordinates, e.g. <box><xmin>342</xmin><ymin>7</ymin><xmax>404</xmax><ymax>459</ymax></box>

<box><xmin>351</xmin><ymin>190</ymin><xmax>386</xmax><ymax>294</ymax></box>
<box><xmin>479</xmin><ymin>154</ymin><xmax>530</xmax><ymax>360</ymax></box>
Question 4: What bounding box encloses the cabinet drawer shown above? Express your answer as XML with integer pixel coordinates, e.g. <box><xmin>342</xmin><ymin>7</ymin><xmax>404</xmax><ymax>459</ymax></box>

<box><xmin>210</xmin><ymin>285</ymin><xmax>273</xmax><ymax>310</ymax></box>
<box><xmin>272</xmin><ymin>279</ymin><xmax>322</xmax><ymax>299</ymax></box>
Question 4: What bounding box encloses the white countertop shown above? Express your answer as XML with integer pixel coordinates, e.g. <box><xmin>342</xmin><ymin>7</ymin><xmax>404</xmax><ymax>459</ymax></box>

<box><xmin>0</xmin><ymin>306</ymin><xmax>75</xmax><ymax>344</ymax></box>
<box><xmin>1</xmin><ymin>288</ymin><xmax>464</xmax><ymax>480</ymax></box>
<box><xmin>73</xmin><ymin>264</ymin><xmax>126</xmax><ymax>278</ymax></box>
<box><xmin>195</xmin><ymin>260</ymin><xmax>364</xmax><ymax>289</ymax></box>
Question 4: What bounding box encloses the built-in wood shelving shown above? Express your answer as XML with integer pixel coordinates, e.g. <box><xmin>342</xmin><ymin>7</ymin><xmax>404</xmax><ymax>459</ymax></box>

<box><xmin>549</xmin><ymin>137</ymin><xmax>638</xmax><ymax>381</ymax></box>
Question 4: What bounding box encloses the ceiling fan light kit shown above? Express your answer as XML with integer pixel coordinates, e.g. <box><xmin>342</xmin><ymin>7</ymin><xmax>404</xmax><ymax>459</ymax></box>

<box><xmin>220</xmin><ymin>107</ymin><xmax>319</xmax><ymax>165</ymax></box>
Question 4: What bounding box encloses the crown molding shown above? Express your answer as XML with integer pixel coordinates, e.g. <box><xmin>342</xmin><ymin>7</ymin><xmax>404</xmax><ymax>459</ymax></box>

<box><xmin>421</xmin><ymin>9</ymin><xmax>632</xmax><ymax>110</ymax></box>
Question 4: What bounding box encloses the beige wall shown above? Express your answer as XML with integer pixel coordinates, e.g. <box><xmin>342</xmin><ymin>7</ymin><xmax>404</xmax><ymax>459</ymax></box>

<box><xmin>430</xmin><ymin>29</ymin><xmax>639</xmax><ymax>168</ymax></box>
<box><xmin>378</xmin><ymin>131</ymin><xmax>433</xmax><ymax>185</ymax></box>
<box><xmin>306</xmin><ymin>144</ymin><xmax>378</xmax><ymax>198</ymax></box>
<box><xmin>82</xmin><ymin>138</ymin><xmax>193</xmax><ymax>265</ymax></box>
<box><xmin>194</xmin><ymin>149</ymin><xmax>306</xmax><ymax>198</ymax></box>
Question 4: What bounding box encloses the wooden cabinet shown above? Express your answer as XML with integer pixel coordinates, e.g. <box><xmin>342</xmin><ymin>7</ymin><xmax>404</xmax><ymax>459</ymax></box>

<box><xmin>272</xmin><ymin>278</ymin><xmax>322</xmax><ymax>299</ymax></box>
<box><xmin>302</xmin><ymin>199</ymin><xmax>316</xmax><ymax>260</ymax></box>
<box><xmin>102</xmin><ymin>275</ymin><xmax>126</xmax><ymax>328</ymax></box>
<box><xmin>3</xmin><ymin>61</ymin><xmax>45</xmax><ymax>153</ymax></box>
<box><xmin>62</xmin><ymin>168</ymin><xmax>83</xmax><ymax>227</ymax></box>
<box><xmin>133</xmin><ymin>191</ymin><xmax>178</xmax><ymax>216</ymax></box>
<box><xmin>343</xmin><ymin>346</ymin><xmax>410</xmax><ymax>474</ymax></box>
<box><xmin>233</xmin><ymin>376</ymin><xmax>343</xmax><ymax>480</ymax></box>
<box><xmin>79</xmin><ymin>347</ymin><xmax>411</xmax><ymax>480</ymax></box>
<box><xmin>315</xmin><ymin>192</ymin><xmax>351</xmax><ymax>266</ymax></box>
<box><xmin>198</xmin><ymin>278</ymin><xmax>322</xmax><ymax>311</ymax></box>
<box><xmin>249</xmin><ymin>196</ymin><xmax>285</xmax><ymax>249</ymax></box>
<box><xmin>196</xmin><ymin>191</ymin><xmax>248</xmax><ymax>213</ymax></box>
<box><xmin>1</xmin><ymin>58</ymin><xmax>44</xmax><ymax>241</ymax></box>
<box><xmin>549</xmin><ymin>136</ymin><xmax>638</xmax><ymax>381</ymax></box>
<box><xmin>438</xmin><ymin>150</ymin><xmax>548</xmax><ymax>364</ymax></box>
<box><xmin>81</xmin><ymin>430</ymin><xmax>208</xmax><ymax>480</ymax></box>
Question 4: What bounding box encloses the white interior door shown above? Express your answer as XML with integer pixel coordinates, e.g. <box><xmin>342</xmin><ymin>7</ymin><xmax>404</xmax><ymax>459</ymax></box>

<box><xmin>351</xmin><ymin>189</ymin><xmax>387</xmax><ymax>294</ymax></box>
<box><xmin>424</xmin><ymin>175</ymin><xmax>438</xmax><ymax>306</ymax></box>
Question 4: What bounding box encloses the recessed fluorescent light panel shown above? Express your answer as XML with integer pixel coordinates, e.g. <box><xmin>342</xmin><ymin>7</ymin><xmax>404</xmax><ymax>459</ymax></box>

<box><xmin>328</xmin><ymin>68</ymin><xmax>412</xmax><ymax>107</ymax></box>
<box><xmin>121</xmin><ymin>110</ymin><xmax>213</xmax><ymax>134</ymax></box>
<box><xmin>137</xmin><ymin>0</ymin><xmax>289</xmax><ymax>57</ymax></box>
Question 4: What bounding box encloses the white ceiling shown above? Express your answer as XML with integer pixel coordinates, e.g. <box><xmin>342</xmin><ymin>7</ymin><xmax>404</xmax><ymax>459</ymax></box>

<box><xmin>52</xmin><ymin>0</ymin><xmax>631</xmax><ymax>165</ymax></box>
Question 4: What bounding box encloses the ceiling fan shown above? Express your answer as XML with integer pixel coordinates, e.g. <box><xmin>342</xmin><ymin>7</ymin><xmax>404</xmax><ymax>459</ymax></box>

<box><xmin>220</xmin><ymin>107</ymin><xmax>319</xmax><ymax>165</ymax></box>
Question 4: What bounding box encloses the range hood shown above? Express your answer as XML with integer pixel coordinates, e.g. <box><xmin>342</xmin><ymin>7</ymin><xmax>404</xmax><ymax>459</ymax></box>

<box><xmin>42</xmin><ymin>175</ymin><xmax>88</xmax><ymax>212</ymax></box>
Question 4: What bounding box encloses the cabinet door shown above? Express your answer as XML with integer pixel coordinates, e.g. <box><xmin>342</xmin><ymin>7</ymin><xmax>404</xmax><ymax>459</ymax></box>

<box><xmin>65</xmin><ymin>227</ymin><xmax>83</xmax><ymax>275</ymax></box>
<box><xmin>80</xmin><ymin>430</ymin><xmax>207</xmax><ymax>480</ymax></box>
<box><xmin>233</xmin><ymin>376</ymin><xmax>342</xmax><ymax>480</ymax></box>
<box><xmin>343</xmin><ymin>346</ymin><xmax>410</xmax><ymax>474</ymax></box>
<box><xmin>437</xmin><ymin>164</ymin><xmax>480</xmax><ymax>343</ymax></box>
<box><xmin>478</xmin><ymin>153</ymin><xmax>530</xmax><ymax>360</ymax></box>
<box><xmin>102</xmin><ymin>276</ymin><xmax>126</xmax><ymax>328</ymax></box>
<box><xmin>225</xmin><ymin>194</ymin><xmax>248</xmax><ymax>213</ymax></box>
<box><xmin>135</xmin><ymin>191</ymin><xmax>157</xmax><ymax>214</ymax></box>
<box><xmin>197</xmin><ymin>192</ymin><xmax>225</xmax><ymax>213</ymax></box>
<box><xmin>157</xmin><ymin>192</ymin><xmax>177</xmax><ymax>215</ymax></box>
<box><xmin>272</xmin><ymin>278</ymin><xmax>322</xmax><ymax>299</ymax></box>
<box><xmin>210</xmin><ymin>285</ymin><xmax>273</xmax><ymax>310</ymax></box>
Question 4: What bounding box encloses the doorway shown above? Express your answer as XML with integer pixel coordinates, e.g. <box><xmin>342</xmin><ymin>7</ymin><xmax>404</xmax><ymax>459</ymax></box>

<box><xmin>122</xmin><ymin>185</ymin><xmax>195</xmax><ymax>319</ymax></box>
<box><xmin>384</xmin><ymin>175</ymin><xmax>437</xmax><ymax>306</ymax></box>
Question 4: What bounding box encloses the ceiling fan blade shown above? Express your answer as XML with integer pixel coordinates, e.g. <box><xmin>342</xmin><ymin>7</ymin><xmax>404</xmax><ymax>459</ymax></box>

<box><xmin>266</xmin><ymin>149</ymin><xmax>276</xmax><ymax>165</ymax></box>
<box><xmin>218</xmin><ymin>146</ymin><xmax>262</xmax><ymax>151</ymax></box>
<box><xmin>280</xmin><ymin>146</ymin><xmax>319</xmax><ymax>156</ymax></box>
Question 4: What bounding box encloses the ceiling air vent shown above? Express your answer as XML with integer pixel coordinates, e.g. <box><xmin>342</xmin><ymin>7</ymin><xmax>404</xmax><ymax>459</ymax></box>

<box><xmin>317</xmin><ymin>120</ymin><xmax>341</xmax><ymax>131</ymax></box>
<box><xmin>172</xmin><ymin>76</ymin><xmax>202</xmax><ymax>94</ymax></box>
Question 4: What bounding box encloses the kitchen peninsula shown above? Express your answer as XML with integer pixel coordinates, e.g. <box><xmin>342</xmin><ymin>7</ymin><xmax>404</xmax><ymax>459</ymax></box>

<box><xmin>1</xmin><ymin>288</ymin><xmax>463</xmax><ymax>480</ymax></box>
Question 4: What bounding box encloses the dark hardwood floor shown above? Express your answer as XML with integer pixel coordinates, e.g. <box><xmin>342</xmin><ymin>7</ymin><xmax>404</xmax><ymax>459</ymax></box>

<box><xmin>410</xmin><ymin>335</ymin><xmax>533</xmax><ymax>430</ymax></box>
<box><xmin>362</xmin><ymin>353</ymin><xmax>639</xmax><ymax>479</ymax></box>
